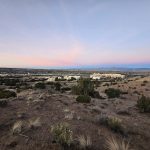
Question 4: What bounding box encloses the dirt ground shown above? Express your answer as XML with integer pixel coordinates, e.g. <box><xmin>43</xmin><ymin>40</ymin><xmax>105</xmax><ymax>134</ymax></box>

<box><xmin>0</xmin><ymin>75</ymin><xmax>150</xmax><ymax>150</ymax></box>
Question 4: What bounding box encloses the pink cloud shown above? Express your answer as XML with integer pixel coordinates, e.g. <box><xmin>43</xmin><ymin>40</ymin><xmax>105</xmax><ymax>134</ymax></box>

<box><xmin>0</xmin><ymin>42</ymin><xmax>85</xmax><ymax>67</ymax></box>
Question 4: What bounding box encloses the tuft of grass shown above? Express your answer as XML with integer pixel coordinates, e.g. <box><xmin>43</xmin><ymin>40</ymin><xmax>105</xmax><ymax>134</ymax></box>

<box><xmin>106</xmin><ymin>136</ymin><xmax>130</xmax><ymax>150</ymax></box>
<box><xmin>51</xmin><ymin>122</ymin><xmax>73</xmax><ymax>146</ymax></box>
<box><xmin>107</xmin><ymin>117</ymin><xmax>122</xmax><ymax>133</ymax></box>
<box><xmin>98</xmin><ymin>115</ymin><xmax>124</xmax><ymax>134</ymax></box>
<box><xmin>12</xmin><ymin>121</ymin><xmax>23</xmax><ymax>134</ymax></box>
<box><xmin>78</xmin><ymin>135</ymin><xmax>92</xmax><ymax>149</ymax></box>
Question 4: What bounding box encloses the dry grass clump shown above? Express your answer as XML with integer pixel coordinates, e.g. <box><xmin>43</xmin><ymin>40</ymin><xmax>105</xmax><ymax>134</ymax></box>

<box><xmin>107</xmin><ymin>117</ymin><xmax>122</xmax><ymax>132</ymax></box>
<box><xmin>51</xmin><ymin>122</ymin><xmax>73</xmax><ymax>146</ymax></box>
<box><xmin>106</xmin><ymin>136</ymin><xmax>130</xmax><ymax>150</ymax></box>
<box><xmin>98</xmin><ymin>114</ymin><xmax>124</xmax><ymax>134</ymax></box>
<box><xmin>12</xmin><ymin>121</ymin><xmax>23</xmax><ymax>134</ymax></box>
<box><xmin>12</xmin><ymin>118</ymin><xmax>41</xmax><ymax>135</ymax></box>
<box><xmin>29</xmin><ymin>117</ymin><xmax>41</xmax><ymax>129</ymax></box>
<box><xmin>78</xmin><ymin>135</ymin><xmax>92</xmax><ymax>149</ymax></box>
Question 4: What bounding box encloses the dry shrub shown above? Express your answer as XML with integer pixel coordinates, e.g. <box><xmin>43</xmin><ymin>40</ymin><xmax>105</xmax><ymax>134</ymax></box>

<box><xmin>106</xmin><ymin>136</ymin><xmax>130</xmax><ymax>150</ymax></box>
<box><xmin>51</xmin><ymin>122</ymin><xmax>73</xmax><ymax>146</ymax></box>
<box><xmin>78</xmin><ymin>135</ymin><xmax>92</xmax><ymax>149</ymax></box>
<box><xmin>12</xmin><ymin>121</ymin><xmax>23</xmax><ymax>134</ymax></box>
<box><xmin>98</xmin><ymin>115</ymin><xmax>124</xmax><ymax>134</ymax></box>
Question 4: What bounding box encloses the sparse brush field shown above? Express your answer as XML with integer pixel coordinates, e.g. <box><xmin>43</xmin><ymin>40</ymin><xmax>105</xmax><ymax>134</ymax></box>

<box><xmin>0</xmin><ymin>73</ymin><xmax>150</xmax><ymax>150</ymax></box>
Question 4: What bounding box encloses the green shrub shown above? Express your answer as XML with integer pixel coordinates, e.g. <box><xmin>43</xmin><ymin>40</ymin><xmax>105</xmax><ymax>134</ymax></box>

<box><xmin>54</xmin><ymin>82</ymin><xmax>61</xmax><ymax>91</ymax></box>
<box><xmin>0</xmin><ymin>99</ymin><xmax>8</xmax><ymax>107</ymax></box>
<box><xmin>46</xmin><ymin>82</ymin><xmax>62</xmax><ymax>91</ymax></box>
<box><xmin>137</xmin><ymin>95</ymin><xmax>150</xmax><ymax>112</ymax></box>
<box><xmin>78</xmin><ymin>78</ymin><xmax>94</xmax><ymax>95</ymax></box>
<box><xmin>71</xmin><ymin>85</ymin><xmax>82</xmax><ymax>95</ymax></box>
<box><xmin>51</xmin><ymin>123</ymin><xmax>73</xmax><ymax>146</ymax></box>
<box><xmin>35</xmin><ymin>82</ymin><xmax>46</xmax><ymax>89</ymax></box>
<box><xmin>0</xmin><ymin>78</ymin><xmax>20</xmax><ymax>86</ymax></box>
<box><xmin>0</xmin><ymin>90</ymin><xmax>17</xmax><ymax>99</ymax></box>
<box><xmin>76</xmin><ymin>95</ymin><xmax>91</xmax><ymax>103</ymax></box>
<box><xmin>105</xmin><ymin>88</ymin><xmax>121</xmax><ymax>98</ymax></box>
<box><xmin>72</xmin><ymin>78</ymin><xmax>104</xmax><ymax>99</ymax></box>
<box><xmin>72</xmin><ymin>78</ymin><xmax>94</xmax><ymax>95</ymax></box>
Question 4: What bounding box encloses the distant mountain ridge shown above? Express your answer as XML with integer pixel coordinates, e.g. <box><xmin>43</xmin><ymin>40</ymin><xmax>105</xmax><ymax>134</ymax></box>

<box><xmin>0</xmin><ymin>67</ymin><xmax>150</xmax><ymax>74</ymax></box>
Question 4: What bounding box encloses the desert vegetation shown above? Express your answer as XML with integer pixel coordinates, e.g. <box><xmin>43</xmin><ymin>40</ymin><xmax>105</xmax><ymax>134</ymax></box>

<box><xmin>0</xmin><ymin>70</ymin><xmax>150</xmax><ymax>150</ymax></box>
<box><xmin>105</xmin><ymin>88</ymin><xmax>122</xmax><ymax>98</ymax></box>
<box><xmin>76</xmin><ymin>95</ymin><xmax>91</xmax><ymax>103</ymax></box>
<box><xmin>137</xmin><ymin>95</ymin><xmax>150</xmax><ymax>112</ymax></box>
<box><xmin>0</xmin><ymin>89</ymin><xmax>16</xmax><ymax>99</ymax></box>
<box><xmin>51</xmin><ymin>122</ymin><xmax>73</xmax><ymax>147</ymax></box>
<box><xmin>106</xmin><ymin>136</ymin><xmax>130</xmax><ymax>150</ymax></box>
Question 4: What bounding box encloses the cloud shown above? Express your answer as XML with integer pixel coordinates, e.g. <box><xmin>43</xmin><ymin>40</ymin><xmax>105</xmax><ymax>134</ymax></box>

<box><xmin>0</xmin><ymin>40</ymin><xmax>85</xmax><ymax>67</ymax></box>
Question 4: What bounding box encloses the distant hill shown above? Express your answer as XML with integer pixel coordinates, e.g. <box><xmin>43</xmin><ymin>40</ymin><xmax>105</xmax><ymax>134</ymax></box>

<box><xmin>0</xmin><ymin>67</ymin><xmax>150</xmax><ymax>74</ymax></box>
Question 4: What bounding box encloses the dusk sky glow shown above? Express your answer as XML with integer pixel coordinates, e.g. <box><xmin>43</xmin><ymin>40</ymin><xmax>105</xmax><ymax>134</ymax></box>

<box><xmin>0</xmin><ymin>0</ymin><xmax>150</xmax><ymax>68</ymax></box>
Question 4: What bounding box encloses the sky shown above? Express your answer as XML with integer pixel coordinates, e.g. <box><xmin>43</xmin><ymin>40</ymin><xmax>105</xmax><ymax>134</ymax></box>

<box><xmin>0</xmin><ymin>0</ymin><xmax>150</xmax><ymax>68</ymax></box>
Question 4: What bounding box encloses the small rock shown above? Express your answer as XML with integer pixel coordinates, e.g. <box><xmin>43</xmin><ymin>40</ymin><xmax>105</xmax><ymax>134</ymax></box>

<box><xmin>77</xmin><ymin>116</ymin><xmax>81</xmax><ymax>120</ymax></box>
<box><xmin>65</xmin><ymin>113</ymin><xmax>74</xmax><ymax>120</ymax></box>
<box><xmin>117</xmin><ymin>109</ymin><xmax>131</xmax><ymax>115</ymax></box>
<box><xmin>91</xmin><ymin>106</ymin><xmax>101</xmax><ymax>113</ymax></box>
<box><xmin>17</xmin><ymin>112</ymin><xmax>27</xmax><ymax>119</ymax></box>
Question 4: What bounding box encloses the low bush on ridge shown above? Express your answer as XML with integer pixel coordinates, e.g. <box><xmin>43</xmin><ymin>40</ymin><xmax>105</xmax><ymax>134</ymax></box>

<box><xmin>76</xmin><ymin>95</ymin><xmax>91</xmax><ymax>103</ymax></box>
<box><xmin>105</xmin><ymin>88</ymin><xmax>122</xmax><ymax>98</ymax></box>
<box><xmin>35</xmin><ymin>82</ymin><xmax>46</xmax><ymax>89</ymax></box>
<box><xmin>137</xmin><ymin>95</ymin><xmax>150</xmax><ymax>113</ymax></box>
<box><xmin>0</xmin><ymin>89</ymin><xmax>17</xmax><ymax>99</ymax></box>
